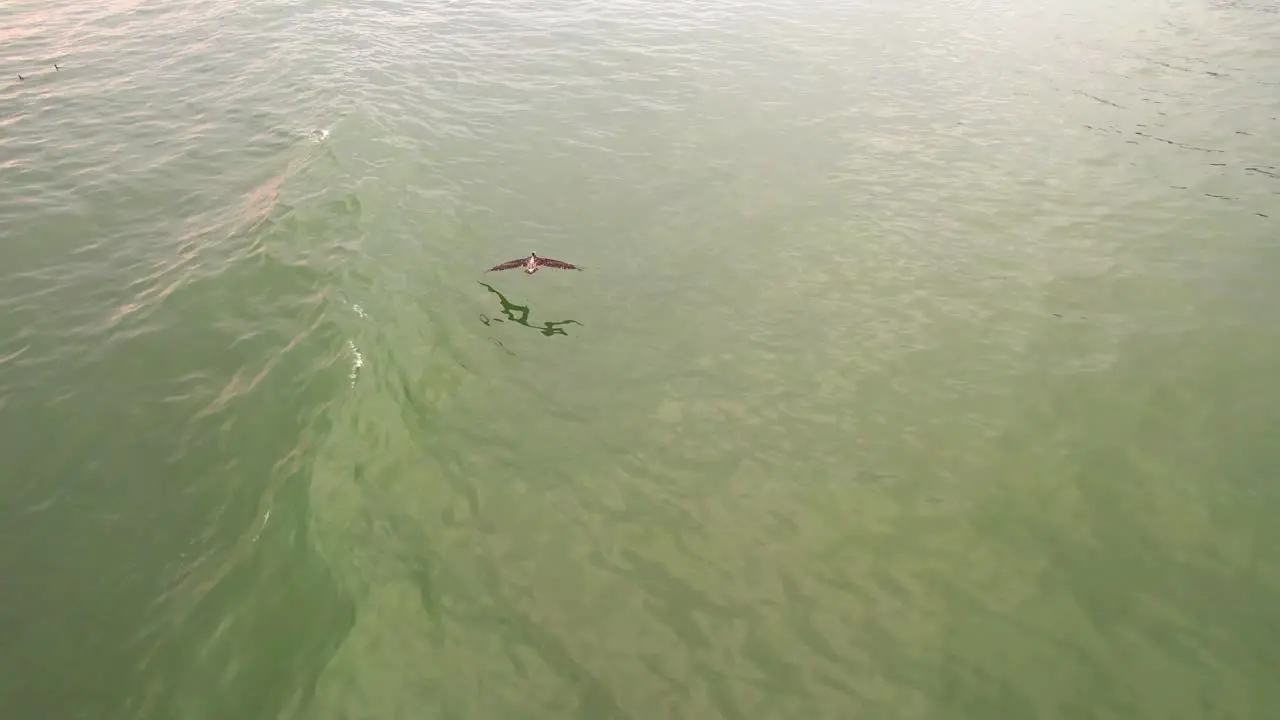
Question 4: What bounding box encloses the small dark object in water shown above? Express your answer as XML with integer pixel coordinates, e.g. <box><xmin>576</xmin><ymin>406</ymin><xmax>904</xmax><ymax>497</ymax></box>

<box><xmin>486</xmin><ymin>252</ymin><xmax>582</xmax><ymax>275</ymax></box>
<box><xmin>17</xmin><ymin>74</ymin><xmax>24</xmax><ymax>81</ymax></box>
<box><xmin>54</xmin><ymin>64</ymin><xmax>59</xmax><ymax>71</ymax></box>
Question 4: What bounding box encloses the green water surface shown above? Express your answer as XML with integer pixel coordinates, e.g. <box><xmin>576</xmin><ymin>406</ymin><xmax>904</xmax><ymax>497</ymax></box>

<box><xmin>1</xmin><ymin>0</ymin><xmax>1278</xmax><ymax>717</ymax></box>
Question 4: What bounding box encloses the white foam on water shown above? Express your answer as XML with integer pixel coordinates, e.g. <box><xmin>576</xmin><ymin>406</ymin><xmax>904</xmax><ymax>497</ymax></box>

<box><xmin>335</xmin><ymin>295</ymin><xmax>366</xmax><ymax>386</ymax></box>
<box><xmin>347</xmin><ymin>339</ymin><xmax>364</xmax><ymax>386</ymax></box>
<box><xmin>251</xmin><ymin>509</ymin><xmax>271</xmax><ymax>543</ymax></box>
<box><xmin>339</xmin><ymin>296</ymin><xmax>367</xmax><ymax>386</ymax></box>
<box><xmin>281</xmin><ymin>126</ymin><xmax>330</xmax><ymax>144</ymax></box>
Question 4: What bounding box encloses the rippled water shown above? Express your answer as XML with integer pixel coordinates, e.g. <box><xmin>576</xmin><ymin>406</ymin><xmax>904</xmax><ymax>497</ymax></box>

<box><xmin>2</xmin><ymin>0</ymin><xmax>1278</xmax><ymax>717</ymax></box>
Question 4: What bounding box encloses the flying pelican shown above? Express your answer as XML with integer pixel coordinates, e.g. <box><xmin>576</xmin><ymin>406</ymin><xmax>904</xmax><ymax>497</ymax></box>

<box><xmin>485</xmin><ymin>252</ymin><xmax>582</xmax><ymax>275</ymax></box>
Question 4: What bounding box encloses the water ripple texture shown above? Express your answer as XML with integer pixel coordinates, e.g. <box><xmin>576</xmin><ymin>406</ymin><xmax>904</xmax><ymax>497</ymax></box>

<box><xmin>2</xmin><ymin>0</ymin><xmax>1278</xmax><ymax>718</ymax></box>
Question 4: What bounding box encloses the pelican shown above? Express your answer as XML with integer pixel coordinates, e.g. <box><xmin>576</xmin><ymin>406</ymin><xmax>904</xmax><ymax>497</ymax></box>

<box><xmin>485</xmin><ymin>252</ymin><xmax>582</xmax><ymax>275</ymax></box>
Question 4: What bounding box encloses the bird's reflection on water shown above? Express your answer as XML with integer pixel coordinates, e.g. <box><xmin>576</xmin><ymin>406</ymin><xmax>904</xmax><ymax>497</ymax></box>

<box><xmin>477</xmin><ymin>282</ymin><xmax>582</xmax><ymax>337</ymax></box>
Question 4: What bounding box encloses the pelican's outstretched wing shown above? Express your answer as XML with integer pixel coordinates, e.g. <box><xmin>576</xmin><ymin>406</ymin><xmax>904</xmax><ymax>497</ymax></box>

<box><xmin>486</xmin><ymin>258</ymin><xmax>526</xmax><ymax>272</ymax></box>
<box><xmin>537</xmin><ymin>257</ymin><xmax>583</xmax><ymax>271</ymax></box>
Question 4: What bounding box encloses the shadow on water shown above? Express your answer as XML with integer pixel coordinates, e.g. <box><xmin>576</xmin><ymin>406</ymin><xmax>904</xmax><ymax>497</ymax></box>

<box><xmin>477</xmin><ymin>281</ymin><xmax>583</xmax><ymax>338</ymax></box>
